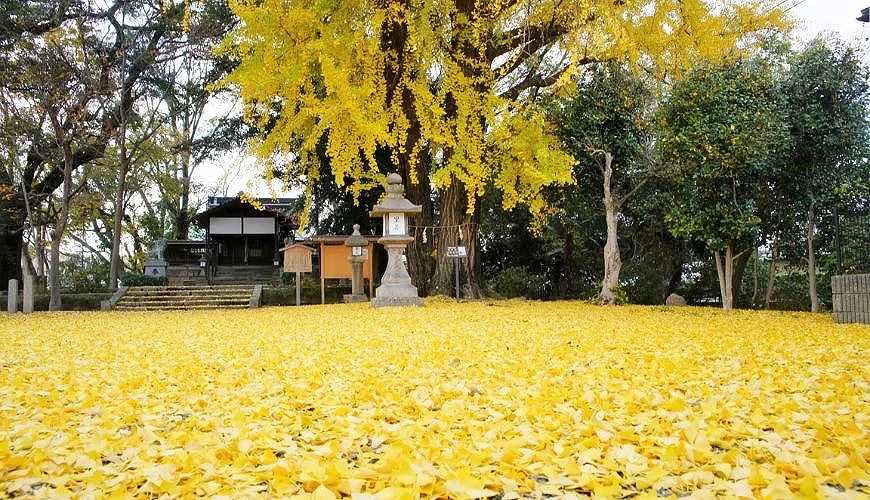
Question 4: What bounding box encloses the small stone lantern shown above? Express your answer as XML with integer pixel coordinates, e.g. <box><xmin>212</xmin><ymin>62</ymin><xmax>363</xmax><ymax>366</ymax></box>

<box><xmin>344</xmin><ymin>224</ymin><xmax>369</xmax><ymax>303</ymax></box>
<box><xmin>370</xmin><ymin>173</ymin><xmax>423</xmax><ymax>307</ymax></box>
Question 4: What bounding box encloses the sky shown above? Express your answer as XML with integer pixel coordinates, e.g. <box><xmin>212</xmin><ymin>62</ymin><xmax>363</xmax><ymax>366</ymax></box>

<box><xmin>792</xmin><ymin>0</ymin><xmax>870</xmax><ymax>44</ymax></box>
<box><xmin>193</xmin><ymin>1</ymin><xmax>870</xmax><ymax>199</ymax></box>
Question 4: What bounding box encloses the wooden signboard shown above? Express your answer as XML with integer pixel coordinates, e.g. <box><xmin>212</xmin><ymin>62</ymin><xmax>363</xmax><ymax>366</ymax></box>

<box><xmin>321</xmin><ymin>244</ymin><xmax>372</xmax><ymax>280</ymax></box>
<box><xmin>281</xmin><ymin>244</ymin><xmax>314</xmax><ymax>273</ymax></box>
<box><xmin>280</xmin><ymin>243</ymin><xmax>316</xmax><ymax>307</ymax></box>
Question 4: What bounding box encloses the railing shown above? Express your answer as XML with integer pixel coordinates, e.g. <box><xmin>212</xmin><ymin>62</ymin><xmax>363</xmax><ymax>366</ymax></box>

<box><xmin>164</xmin><ymin>241</ymin><xmax>219</xmax><ymax>284</ymax></box>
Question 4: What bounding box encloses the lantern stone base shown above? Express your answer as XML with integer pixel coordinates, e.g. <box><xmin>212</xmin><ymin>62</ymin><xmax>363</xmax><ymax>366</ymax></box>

<box><xmin>343</xmin><ymin>294</ymin><xmax>369</xmax><ymax>304</ymax></box>
<box><xmin>372</xmin><ymin>296</ymin><xmax>423</xmax><ymax>308</ymax></box>
<box><xmin>372</xmin><ymin>238</ymin><xmax>423</xmax><ymax>308</ymax></box>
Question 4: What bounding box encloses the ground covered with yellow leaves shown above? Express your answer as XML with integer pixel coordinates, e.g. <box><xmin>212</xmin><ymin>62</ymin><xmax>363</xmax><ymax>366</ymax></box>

<box><xmin>1</xmin><ymin>301</ymin><xmax>868</xmax><ymax>498</ymax></box>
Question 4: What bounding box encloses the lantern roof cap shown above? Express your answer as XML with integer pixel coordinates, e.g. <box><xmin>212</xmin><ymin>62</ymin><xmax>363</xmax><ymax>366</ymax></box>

<box><xmin>345</xmin><ymin>224</ymin><xmax>369</xmax><ymax>247</ymax></box>
<box><xmin>370</xmin><ymin>173</ymin><xmax>422</xmax><ymax>216</ymax></box>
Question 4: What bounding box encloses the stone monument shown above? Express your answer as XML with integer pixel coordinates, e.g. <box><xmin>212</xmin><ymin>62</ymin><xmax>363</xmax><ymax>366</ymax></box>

<box><xmin>143</xmin><ymin>239</ymin><xmax>168</xmax><ymax>278</ymax></box>
<box><xmin>22</xmin><ymin>275</ymin><xmax>33</xmax><ymax>314</ymax></box>
<box><xmin>344</xmin><ymin>224</ymin><xmax>369</xmax><ymax>303</ymax></box>
<box><xmin>370</xmin><ymin>173</ymin><xmax>423</xmax><ymax>308</ymax></box>
<box><xmin>7</xmin><ymin>279</ymin><xmax>18</xmax><ymax>313</ymax></box>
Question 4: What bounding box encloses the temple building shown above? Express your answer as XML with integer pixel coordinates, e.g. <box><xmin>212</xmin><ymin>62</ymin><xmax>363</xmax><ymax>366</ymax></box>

<box><xmin>152</xmin><ymin>196</ymin><xmax>388</xmax><ymax>301</ymax></box>
<box><xmin>161</xmin><ymin>196</ymin><xmax>297</xmax><ymax>285</ymax></box>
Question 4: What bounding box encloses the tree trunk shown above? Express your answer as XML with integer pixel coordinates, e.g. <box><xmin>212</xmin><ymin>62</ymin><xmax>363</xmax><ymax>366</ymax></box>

<box><xmin>599</xmin><ymin>152</ymin><xmax>622</xmax><ymax>305</ymax></box>
<box><xmin>22</xmin><ymin>245</ymin><xmax>35</xmax><ymax>277</ymax></box>
<box><xmin>806</xmin><ymin>202</ymin><xmax>819</xmax><ymax>312</ymax></box>
<box><xmin>109</xmin><ymin>125</ymin><xmax>129</xmax><ymax>290</ymax></box>
<box><xmin>561</xmin><ymin>225</ymin><xmax>574</xmax><ymax>297</ymax></box>
<box><xmin>429</xmin><ymin>0</ymin><xmax>485</xmax><ymax>299</ymax></box>
<box><xmin>765</xmin><ymin>240</ymin><xmax>778</xmax><ymax>309</ymax></box>
<box><xmin>35</xmin><ymin>226</ymin><xmax>46</xmax><ymax>277</ymax></box>
<box><xmin>714</xmin><ymin>246</ymin><xmax>735</xmax><ymax>311</ymax></box>
<box><xmin>379</xmin><ymin>5</ymin><xmax>433</xmax><ymax>295</ymax></box>
<box><xmin>47</xmin><ymin>110</ymin><xmax>75</xmax><ymax>312</ymax></box>
<box><xmin>730</xmin><ymin>249</ymin><xmax>752</xmax><ymax>308</ymax></box>
<box><xmin>404</xmin><ymin>174</ymin><xmax>433</xmax><ymax>295</ymax></box>
<box><xmin>725</xmin><ymin>246</ymin><xmax>734</xmax><ymax>311</ymax></box>
<box><xmin>49</xmin><ymin>148</ymin><xmax>74</xmax><ymax>311</ymax></box>
<box><xmin>433</xmin><ymin>180</ymin><xmax>482</xmax><ymax>298</ymax></box>
<box><xmin>176</xmin><ymin>139</ymin><xmax>192</xmax><ymax>240</ymax></box>
<box><xmin>48</xmin><ymin>233</ymin><xmax>63</xmax><ymax>310</ymax></box>
<box><xmin>751</xmin><ymin>248</ymin><xmax>759</xmax><ymax>307</ymax></box>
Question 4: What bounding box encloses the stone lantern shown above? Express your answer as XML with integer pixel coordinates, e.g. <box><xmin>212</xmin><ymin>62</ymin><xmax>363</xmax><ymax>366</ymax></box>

<box><xmin>344</xmin><ymin>224</ymin><xmax>369</xmax><ymax>303</ymax></box>
<box><xmin>370</xmin><ymin>173</ymin><xmax>423</xmax><ymax>307</ymax></box>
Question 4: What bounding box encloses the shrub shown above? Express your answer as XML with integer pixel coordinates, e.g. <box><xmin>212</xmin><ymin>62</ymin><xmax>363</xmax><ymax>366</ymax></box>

<box><xmin>60</xmin><ymin>258</ymin><xmax>109</xmax><ymax>292</ymax></box>
<box><xmin>121</xmin><ymin>273</ymin><xmax>167</xmax><ymax>287</ymax></box>
<box><xmin>263</xmin><ymin>276</ymin><xmax>352</xmax><ymax>305</ymax></box>
<box><xmin>485</xmin><ymin>266</ymin><xmax>546</xmax><ymax>299</ymax></box>
<box><xmin>31</xmin><ymin>293</ymin><xmax>111</xmax><ymax>311</ymax></box>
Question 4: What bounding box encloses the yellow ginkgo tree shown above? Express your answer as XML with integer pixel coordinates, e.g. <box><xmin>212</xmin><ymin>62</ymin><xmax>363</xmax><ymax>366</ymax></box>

<box><xmin>220</xmin><ymin>0</ymin><xmax>790</xmax><ymax>296</ymax></box>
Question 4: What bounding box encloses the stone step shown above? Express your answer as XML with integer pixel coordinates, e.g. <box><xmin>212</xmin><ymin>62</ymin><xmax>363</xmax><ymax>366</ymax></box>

<box><xmin>114</xmin><ymin>304</ymin><xmax>251</xmax><ymax>311</ymax></box>
<box><xmin>124</xmin><ymin>289</ymin><xmax>253</xmax><ymax>297</ymax></box>
<box><xmin>116</xmin><ymin>297</ymin><xmax>250</xmax><ymax>306</ymax></box>
<box><xmin>112</xmin><ymin>284</ymin><xmax>257</xmax><ymax>311</ymax></box>
<box><xmin>127</xmin><ymin>285</ymin><xmax>254</xmax><ymax>292</ymax></box>
<box><xmin>126</xmin><ymin>293</ymin><xmax>250</xmax><ymax>298</ymax></box>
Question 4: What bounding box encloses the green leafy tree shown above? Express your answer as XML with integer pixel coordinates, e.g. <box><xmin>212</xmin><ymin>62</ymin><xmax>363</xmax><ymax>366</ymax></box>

<box><xmin>659</xmin><ymin>59</ymin><xmax>790</xmax><ymax>310</ymax></box>
<box><xmin>550</xmin><ymin>63</ymin><xmax>653</xmax><ymax>304</ymax></box>
<box><xmin>0</xmin><ymin>0</ymin><xmax>187</xmax><ymax>296</ymax></box>
<box><xmin>778</xmin><ymin>38</ymin><xmax>870</xmax><ymax>312</ymax></box>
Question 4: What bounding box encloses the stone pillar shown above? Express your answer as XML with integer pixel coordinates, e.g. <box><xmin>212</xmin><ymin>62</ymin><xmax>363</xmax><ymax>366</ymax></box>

<box><xmin>344</xmin><ymin>224</ymin><xmax>369</xmax><ymax>303</ymax></box>
<box><xmin>22</xmin><ymin>275</ymin><xmax>34</xmax><ymax>314</ymax></box>
<box><xmin>7</xmin><ymin>279</ymin><xmax>18</xmax><ymax>313</ymax></box>
<box><xmin>351</xmin><ymin>262</ymin><xmax>364</xmax><ymax>295</ymax></box>
<box><xmin>372</xmin><ymin>241</ymin><xmax>422</xmax><ymax>307</ymax></box>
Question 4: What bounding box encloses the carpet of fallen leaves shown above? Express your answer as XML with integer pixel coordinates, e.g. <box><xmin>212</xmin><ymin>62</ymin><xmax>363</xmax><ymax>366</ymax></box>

<box><xmin>1</xmin><ymin>300</ymin><xmax>868</xmax><ymax>499</ymax></box>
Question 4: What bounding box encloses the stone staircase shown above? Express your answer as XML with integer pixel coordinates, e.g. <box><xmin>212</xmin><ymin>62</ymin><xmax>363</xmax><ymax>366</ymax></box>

<box><xmin>113</xmin><ymin>285</ymin><xmax>256</xmax><ymax>311</ymax></box>
<box><xmin>167</xmin><ymin>265</ymin><xmax>208</xmax><ymax>286</ymax></box>
<box><xmin>211</xmin><ymin>265</ymin><xmax>279</xmax><ymax>285</ymax></box>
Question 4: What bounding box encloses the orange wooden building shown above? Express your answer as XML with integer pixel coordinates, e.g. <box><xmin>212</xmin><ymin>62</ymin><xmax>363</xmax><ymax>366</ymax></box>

<box><xmin>282</xmin><ymin>235</ymin><xmax>385</xmax><ymax>303</ymax></box>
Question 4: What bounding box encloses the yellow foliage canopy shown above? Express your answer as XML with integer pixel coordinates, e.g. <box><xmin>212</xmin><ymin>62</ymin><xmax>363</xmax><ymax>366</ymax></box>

<box><xmin>220</xmin><ymin>0</ymin><xmax>790</xmax><ymax>224</ymax></box>
<box><xmin>1</xmin><ymin>302</ymin><xmax>867</xmax><ymax>497</ymax></box>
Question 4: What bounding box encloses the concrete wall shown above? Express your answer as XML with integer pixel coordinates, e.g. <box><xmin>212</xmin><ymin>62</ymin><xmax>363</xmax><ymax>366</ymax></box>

<box><xmin>832</xmin><ymin>274</ymin><xmax>870</xmax><ymax>324</ymax></box>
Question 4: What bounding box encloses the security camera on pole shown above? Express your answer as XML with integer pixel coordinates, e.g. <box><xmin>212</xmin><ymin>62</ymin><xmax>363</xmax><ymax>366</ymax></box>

<box><xmin>370</xmin><ymin>173</ymin><xmax>423</xmax><ymax>308</ymax></box>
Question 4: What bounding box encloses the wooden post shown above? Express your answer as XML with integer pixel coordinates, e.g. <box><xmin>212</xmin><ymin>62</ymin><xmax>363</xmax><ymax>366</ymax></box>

<box><xmin>369</xmin><ymin>243</ymin><xmax>375</xmax><ymax>298</ymax></box>
<box><xmin>320</xmin><ymin>242</ymin><xmax>325</xmax><ymax>304</ymax></box>
<box><xmin>7</xmin><ymin>279</ymin><xmax>18</xmax><ymax>313</ymax></box>
<box><xmin>296</xmin><ymin>271</ymin><xmax>301</xmax><ymax>306</ymax></box>
<box><xmin>23</xmin><ymin>275</ymin><xmax>33</xmax><ymax>314</ymax></box>
<box><xmin>455</xmin><ymin>257</ymin><xmax>460</xmax><ymax>300</ymax></box>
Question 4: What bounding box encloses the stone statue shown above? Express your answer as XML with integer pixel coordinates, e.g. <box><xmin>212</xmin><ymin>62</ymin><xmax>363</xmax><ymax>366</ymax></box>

<box><xmin>148</xmin><ymin>239</ymin><xmax>167</xmax><ymax>262</ymax></box>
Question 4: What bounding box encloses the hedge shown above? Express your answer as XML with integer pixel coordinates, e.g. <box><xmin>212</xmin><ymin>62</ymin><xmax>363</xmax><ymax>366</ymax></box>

<box><xmin>262</xmin><ymin>282</ymin><xmax>355</xmax><ymax>306</ymax></box>
<box><xmin>31</xmin><ymin>293</ymin><xmax>111</xmax><ymax>311</ymax></box>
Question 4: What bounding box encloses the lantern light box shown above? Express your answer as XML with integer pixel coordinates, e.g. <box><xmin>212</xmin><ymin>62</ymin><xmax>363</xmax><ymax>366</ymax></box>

<box><xmin>388</xmin><ymin>213</ymin><xmax>406</xmax><ymax>236</ymax></box>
